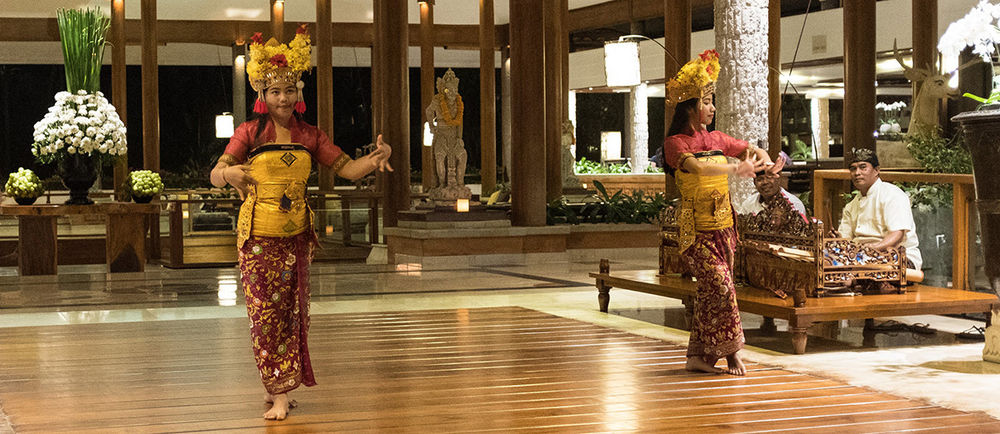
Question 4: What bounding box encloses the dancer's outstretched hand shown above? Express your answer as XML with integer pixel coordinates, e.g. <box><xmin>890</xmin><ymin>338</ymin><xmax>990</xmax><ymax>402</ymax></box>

<box><xmin>369</xmin><ymin>134</ymin><xmax>394</xmax><ymax>172</ymax></box>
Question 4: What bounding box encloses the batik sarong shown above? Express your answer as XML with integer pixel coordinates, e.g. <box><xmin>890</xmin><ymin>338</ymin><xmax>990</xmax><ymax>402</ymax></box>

<box><xmin>681</xmin><ymin>226</ymin><xmax>745</xmax><ymax>359</ymax></box>
<box><xmin>239</xmin><ymin>232</ymin><xmax>316</xmax><ymax>394</ymax></box>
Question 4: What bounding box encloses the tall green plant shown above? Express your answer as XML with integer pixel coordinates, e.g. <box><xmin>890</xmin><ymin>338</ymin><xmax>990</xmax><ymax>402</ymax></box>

<box><xmin>57</xmin><ymin>8</ymin><xmax>110</xmax><ymax>93</ymax></box>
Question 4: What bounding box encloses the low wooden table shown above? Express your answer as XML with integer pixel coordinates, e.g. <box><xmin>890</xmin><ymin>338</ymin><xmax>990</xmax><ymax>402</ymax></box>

<box><xmin>591</xmin><ymin>266</ymin><xmax>999</xmax><ymax>354</ymax></box>
<box><xmin>1</xmin><ymin>203</ymin><xmax>160</xmax><ymax>275</ymax></box>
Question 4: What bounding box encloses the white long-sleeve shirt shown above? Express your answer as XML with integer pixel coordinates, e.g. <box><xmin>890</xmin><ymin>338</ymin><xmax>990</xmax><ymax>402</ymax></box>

<box><xmin>838</xmin><ymin>178</ymin><xmax>922</xmax><ymax>270</ymax></box>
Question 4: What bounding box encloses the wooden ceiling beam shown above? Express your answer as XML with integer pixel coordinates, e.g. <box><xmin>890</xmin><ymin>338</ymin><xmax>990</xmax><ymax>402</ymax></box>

<box><xmin>0</xmin><ymin>17</ymin><xmax>502</xmax><ymax>49</ymax></box>
<box><xmin>566</xmin><ymin>0</ymin><xmax>713</xmax><ymax>33</ymax></box>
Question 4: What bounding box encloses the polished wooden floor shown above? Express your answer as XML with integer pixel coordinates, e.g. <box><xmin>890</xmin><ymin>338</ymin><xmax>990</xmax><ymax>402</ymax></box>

<box><xmin>0</xmin><ymin>306</ymin><xmax>997</xmax><ymax>433</ymax></box>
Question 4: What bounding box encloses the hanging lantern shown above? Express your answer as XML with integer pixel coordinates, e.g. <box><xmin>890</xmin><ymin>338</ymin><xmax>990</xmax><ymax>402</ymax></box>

<box><xmin>604</xmin><ymin>40</ymin><xmax>641</xmax><ymax>87</ymax></box>
<box><xmin>215</xmin><ymin>112</ymin><xmax>235</xmax><ymax>138</ymax></box>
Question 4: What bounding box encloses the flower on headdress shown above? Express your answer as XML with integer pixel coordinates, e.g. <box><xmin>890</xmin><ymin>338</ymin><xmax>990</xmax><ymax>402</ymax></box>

<box><xmin>269</xmin><ymin>54</ymin><xmax>288</xmax><ymax>67</ymax></box>
<box><xmin>296</xmin><ymin>23</ymin><xmax>309</xmax><ymax>35</ymax></box>
<box><xmin>666</xmin><ymin>49</ymin><xmax>721</xmax><ymax>104</ymax></box>
<box><xmin>246</xmin><ymin>29</ymin><xmax>312</xmax><ymax>92</ymax></box>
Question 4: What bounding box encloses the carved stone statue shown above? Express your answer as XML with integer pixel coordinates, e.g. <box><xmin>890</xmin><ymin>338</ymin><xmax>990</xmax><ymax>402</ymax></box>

<box><xmin>425</xmin><ymin>69</ymin><xmax>472</xmax><ymax>202</ymax></box>
<box><xmin>561</xmin><ymin>120</ymin><xmax>581</xmax><ymax>189</ymax></box>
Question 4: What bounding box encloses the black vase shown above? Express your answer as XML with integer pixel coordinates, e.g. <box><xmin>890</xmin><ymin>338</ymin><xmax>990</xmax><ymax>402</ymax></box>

<box><xmin>132</xmin><ymin>195</ymin><xmax>153</xmax><ymax>204</ymax></box>
<box><xmin>953</xmin><ymin>109</ymin><xmax>1000</xmax><ymax>296</ymax></box>
<box><xmin>60</xmin><ymin>154</ymin><xmax>97</xmax><ymax>205</ymax></box>
<box><xmin>14</xmin><ymin>196</ymin><xmax>37</xmax><ymax>205</ymax></box>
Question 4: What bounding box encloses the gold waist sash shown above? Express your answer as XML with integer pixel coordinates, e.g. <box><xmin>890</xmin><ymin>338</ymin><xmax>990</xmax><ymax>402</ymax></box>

<box><xmin>673</xmin><ymin>151</ymin><xmax>734</xmax><ymax>253</ymax></box>
<box><xmin>237</xmin><ymin>144</ymin><xmax>313</xmax><ymax>248</ymax></box>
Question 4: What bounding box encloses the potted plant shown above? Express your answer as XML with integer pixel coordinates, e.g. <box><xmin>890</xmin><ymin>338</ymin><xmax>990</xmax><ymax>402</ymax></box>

<box><xmin>125</xmin><ymin>170</ymin><xmax>164</xmax><ymax>203</ymax></box>
<box><xmin>5</xmin><ymin>168</ymin><xmax>45</xmax><ymax>205</ymax></box>
<box><xmin>30</xmin><ymin>8</ymin><xmax>127</xmax><ymax>205</ymax></box>
<box><xmin>939</xmin><ymin>0</ymin><xmax>1000</xmax><ymax>360</ymax></box>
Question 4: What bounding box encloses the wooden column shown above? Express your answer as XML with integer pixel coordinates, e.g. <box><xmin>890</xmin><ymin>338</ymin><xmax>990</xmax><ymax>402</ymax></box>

<box><xmin>912</xmin><ymin>0</ymin><xmax>937</xmax><ymax>123</ymax></box>
<box><xmin>420</xmin><ymin>1</ymin><xmax>435</xmax><ymax>191</ymax></box>
<box><xmin>111</xmin><ymin>0</ymin><xmax>127</xmax><ymax>201</ymax></box>
<box><xmin>375</xmin><ymin>0</ymin><xmax>410</xmax><ymax>227</ymax></box>
<box><xmin>510</xmin><ymin>0</ymin><xmax>546</xmax><ymax>226</ymax></box>
<box><xmin>663</xmin><ymin>0</ymin><xmax>690</xmax><ymax>197</ymax></box>
<box><xmin>141</xmin><ymin>0</ymin><xmax>159</xmax><ymax>172</ymax></box>
<box><xmin>501</xmin><ymin>45</ymin><xmax>512</xmax><ymax>182</ymax></box>
<box><xmin>543</xmin><ymin>0</ymin><xmax>562</xmax><ymax>201</ymax></box>
<box><xmin>768</xmin><ymin>0</ymin><xmax>781</xmax><ymax>159</ymax></box>
<box><xmin>233</xmin><ymin>45</ymin><xmax>246</xmax><ymax>127</ymax></box>
<box><xmin>561</xmin><ymin>0</ymin><xmax>569</xmax><ymax>121</ymax></box>
<box><xmin>480</xmin><ymin>0</ymin><xmax>497</xmax><ymax>196</ymax></box>
<box><xmin>316</xmin><ymin>0</ymin><xmax>335</xmax><ymax>190</ymax></box>
<box><xmin>270</xmin><ymin>0</ymin><xmax>284</xmax><ymax>41</ymax></box>
<box><xmin>843</xmin><ymin>0</ymin><xmax>876</xmax><ymax>166</ymax></box>
<box><xmin>372</xmin><ymin>0</ymin><xmax>382</xmax><ymax>137</ymax></box>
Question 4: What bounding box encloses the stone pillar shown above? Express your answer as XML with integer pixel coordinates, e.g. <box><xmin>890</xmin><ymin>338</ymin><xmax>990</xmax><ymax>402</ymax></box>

<box><xmin>628</xmin><ymin>83</ymin><xmax>649</xmax><ymax>173</ymax></box>
<box><xmin>843</xmin><ymin>0</ymin><xmax>876</xmax><ymax>165</ymax></box>
<box><xmin>986</xmin><ymin>309</ymin><xmax>1000</xmax><ymax>363</ymax></box>
<box><xmin>420</xmin><ymin>0</ymin><xmax>436</xmax><ymax>192</ymax></box>
<box><xmin>316</xmin><ymin>0</ymin><xmax>334</xmax><ymax>190</ymax></box>
<box><xmin>111</xmin><ymin>0</ymin><xmax>127</xmax><ymax>201</ymax></box>
<box><xmin>811</xmin><ymin>98</ymin><xmax>830</xmax><ymax>158</ymax></box>
<box><xmin>768</xmin><ymin>0</ymin><xmax>781</xmax><ymax>158</ymax></box>
<box><xmin>501</xmin><ymin>46</ymin><xmax>512</xmax><ymax>182</ymax></box>
<box><xmin>510</xmin><ymin>0</ymin><xmax>546</xmax><ymax>226</ymax></box>
<box><xmin>714</xmin><ymin>0</ymin><xmax>769</xmax><ymax>147</ymax></box>
<box><xmin>141</xmin><ymin>0</ymin><xmax>159</xmax><ymax>172</ymax></box>
<box><xmin>375</xmin><ymin>0</ymin><xmax>410</xmax><ymax>227</ymax></box>
<box><xmin>544</xmin><ymin>0</ymin><xmax>563</xmax><ymax>201</ymax></box>
<box><xmin>480</xmin><ymin>0</ymin><xmax>497</xmax><ymax>195</ymax></box>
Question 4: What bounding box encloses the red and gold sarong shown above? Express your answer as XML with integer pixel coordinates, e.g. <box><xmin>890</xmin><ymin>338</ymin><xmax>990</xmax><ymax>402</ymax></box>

<box><xmin>239</xmin><ymin>232</ymin><xmax>316</xmax><ymax>394</ymax></box>
<box><xmin>681</xmin><ymin>226</ymin><xmax>745</xmax><ymax>359</ymax></box>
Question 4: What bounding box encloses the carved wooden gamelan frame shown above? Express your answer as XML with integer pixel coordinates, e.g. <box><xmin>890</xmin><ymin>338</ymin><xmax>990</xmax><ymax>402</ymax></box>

<box><xmin>658</xmin><ymin>195</ymin><xmax>907</xmax><ymax>307</ymax></box>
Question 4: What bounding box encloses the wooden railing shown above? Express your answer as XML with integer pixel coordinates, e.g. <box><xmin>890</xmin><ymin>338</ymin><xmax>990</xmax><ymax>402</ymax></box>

<box><xmin>164</xmin><ymin>189</ymin><xmax>384</xmax><ymax>268</ymax></box>
<box><xmin>813</xmin><ymin>169</ymin><xmax>975</xmax><ymax>290</ymax></box>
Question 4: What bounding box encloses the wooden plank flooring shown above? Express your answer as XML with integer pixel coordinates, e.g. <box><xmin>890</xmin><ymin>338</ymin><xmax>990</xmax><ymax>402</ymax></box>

<box><xmin>0</xmin><ymin>306</ymin><xmax>996</xmax><ymax>433</ymax></box>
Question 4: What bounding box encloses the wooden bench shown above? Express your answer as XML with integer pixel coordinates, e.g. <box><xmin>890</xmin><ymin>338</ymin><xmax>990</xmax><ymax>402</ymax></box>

<box><xmin>591</xmin><ymin>263</ymin><xmax>999</xmax><ymax>354</ymax></box>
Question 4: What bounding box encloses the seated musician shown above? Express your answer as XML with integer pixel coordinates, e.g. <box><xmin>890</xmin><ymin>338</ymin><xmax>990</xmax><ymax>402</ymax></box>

<box><xmin>835</xmin><ymin>148</ymin><xmax>922</xmax><ymax>278</ymax></box>
<box><xmin>739</xmin><ymin>171</ymin><xmax>807</xmax><ymax>219</ymax></box>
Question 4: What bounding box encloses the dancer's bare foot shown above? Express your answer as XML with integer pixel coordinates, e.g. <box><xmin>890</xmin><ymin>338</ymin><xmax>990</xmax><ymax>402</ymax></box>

<box><xmin>263</xmin><ymin>393</ymin><xmax>291</xmax><ymax>420</ymax></box>
<box><xmin>685</xmin><ymin>356</ymin><xmax>723</xmax><ymax>374</ymax></box>
<box><xmin>725</xmin><ymin>352</ymin><xmax>747</xmax><ymax>376</ymax></box>
<box><xmin>265</xmin><ymin>393</ymin><xmax>298</xmax><ymax>408</ymax></box>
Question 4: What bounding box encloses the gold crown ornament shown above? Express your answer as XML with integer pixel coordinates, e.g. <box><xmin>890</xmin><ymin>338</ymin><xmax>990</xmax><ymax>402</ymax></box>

<box><xmin>665</xmin><ymin>49</ymin><xmax>720</xmax><ymax>105</ymax></box>
<box><xmin>247</xmin><ymin>24</ymin><xmax>312</xmax><ymax>114</ymax></box>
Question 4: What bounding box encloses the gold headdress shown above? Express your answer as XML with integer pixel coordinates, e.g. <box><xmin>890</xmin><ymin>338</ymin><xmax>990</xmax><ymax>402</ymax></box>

<box><xmin>665</xmin><ymin>49</ymin><xmax>720</xmax><ymax>105</ymax></box>
<box><xmin>247</xmin><ymin>24</ymin><xmax>312</xmax><ymax>113</ymax></box>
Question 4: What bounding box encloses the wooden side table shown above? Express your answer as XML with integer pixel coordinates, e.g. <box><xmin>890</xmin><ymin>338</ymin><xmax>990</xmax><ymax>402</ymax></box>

<box><xmin>0</xmin><ymin>203</ymin><xmax>161</xmax><ymax>275</ymax></box>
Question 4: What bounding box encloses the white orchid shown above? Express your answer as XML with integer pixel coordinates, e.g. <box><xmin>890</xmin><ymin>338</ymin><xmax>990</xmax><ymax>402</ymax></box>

<box><xmin>939</xmin><ymin>0</ymin><xmax>1000</xmax><ymax>104</ymax></box>
<box><xmin>31</xmin><ymin>90</ymin><xmax>127</xmax><ymax>165</ymax></box>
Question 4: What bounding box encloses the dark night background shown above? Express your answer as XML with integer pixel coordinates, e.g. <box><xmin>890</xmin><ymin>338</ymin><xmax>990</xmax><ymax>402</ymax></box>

<box><xmin>0</xmin><ymin>64</ymin><xmax>669</xmax><ymax>185</ymax></box>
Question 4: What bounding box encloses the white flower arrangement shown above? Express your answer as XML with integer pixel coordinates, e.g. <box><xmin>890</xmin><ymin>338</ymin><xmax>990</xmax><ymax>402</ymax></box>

<box><xmin>127</xmin><ymin>170</ymin><xmax>164</xmax><ymax>197</ymax></box>
<box><xmin>938</xmin><ymin>0</ymin><xmax>1000</xmax><ymax>104</ymax></box>
<box><xmin>31</xmin><ymin>89</ymin><xmax>127</xmax><ymax>165</ymax></box>
<box><xmin>875</xmin><ymin>101</ymin><xmax>907</xmax><ymax>111</ymax></box>
<box><xmin>5</xmin><ymin>168</ymin><xmax>45</xmax><ymax>199</ymax></box>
